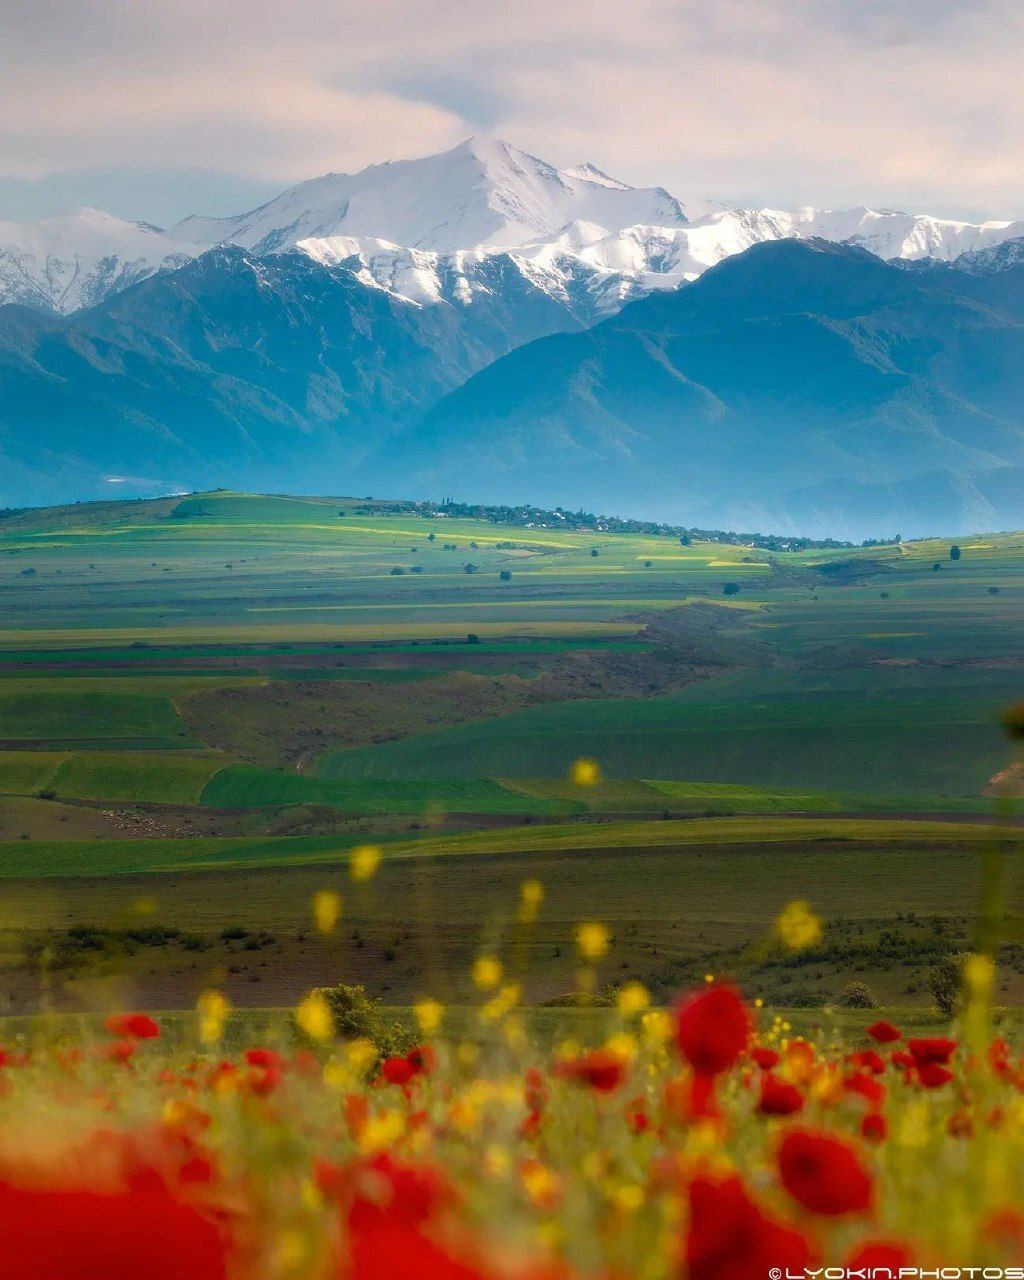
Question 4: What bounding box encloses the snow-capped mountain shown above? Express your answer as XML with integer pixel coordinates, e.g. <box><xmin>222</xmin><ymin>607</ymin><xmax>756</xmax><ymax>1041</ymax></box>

<box><xmin>167</xmin><ymin>136</ymin><xmax>689</xmax><ymax>256</ymax></box>
<box><xmin>0</xmin><ymin>208</ymin><xmax>193</xmax><ymax>313</ymax></box>
<box><xmin>3</xmin><ymin>136</ymin><xmax>1024</xmax><ymax>317</ymax></box>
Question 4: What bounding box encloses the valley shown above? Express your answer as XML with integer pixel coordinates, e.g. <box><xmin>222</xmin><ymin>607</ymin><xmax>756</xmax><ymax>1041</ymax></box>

<box><xmin>0</xmin><ymin>490</ymin><xmax>1020</xmax><ymax>1019</ymax></box>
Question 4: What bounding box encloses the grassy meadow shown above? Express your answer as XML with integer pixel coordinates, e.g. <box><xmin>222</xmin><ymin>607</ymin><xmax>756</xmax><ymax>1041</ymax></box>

<box><xmin>0</xmin><ymin>490</ymin><xmax>1021</xmax><ymax>1019</ymax></box>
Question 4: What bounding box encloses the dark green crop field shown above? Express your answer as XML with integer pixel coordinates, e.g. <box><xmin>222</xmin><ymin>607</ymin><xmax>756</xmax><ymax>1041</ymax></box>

<box><xmin>0</xmin><ymin>491</ymin><xmax>1021</xmax><ymax>1014</ymax></box>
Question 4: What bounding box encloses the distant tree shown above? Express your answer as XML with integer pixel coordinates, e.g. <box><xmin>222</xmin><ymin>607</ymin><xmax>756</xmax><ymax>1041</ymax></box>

<box><xmin>722</xmin><ymin>582</ymin><xmax>740</xmax><ymax>596</ymax></box>
<box><xmin>499</xmin><ymin>569</ymin><xmax>512</xmax><ymax>581</ymax></box>
<box><xmin>679</xmin><ymin>535</ymin><xmax>691</xmax><ymax>547</ymax></box>
<box><xmin>410</xmin><ymin>565</ymin><xmax>424</xmax><ymax>574</ymax></box>
<box><xmin>427</xmin><ymin>532</ymin><xmax>436</xmax><ymax>542</ymax></box>
<box><xmin>933</xmin><ymin>563</ymin><xmax>942</xmax><ymax>571</ymax></box>
<box><xmin>19</xmin><ymin>567</ymin><xmax>36</xmax><ymax>577</ymax></box>
<box><xmin>337</xmin><ymin>510</ymin><xmax>346</xmax><ymax>516</ymax></box>
<box><xmin>389</xmin><ymin>567</ymin><xmax>405</xmax><ymax>575</ymax></box>
<box><xmin>590</xmin><ymin>549</ymin><xmax>599</xmax><ymax>557</ymax></box>
<box><xmin>894</xmin><ymin>533</ymin><xmax>903</xmax><ymax>544</ymax></box>
<box><xmin>988</xmin><ymin>585</ymin><xmax>1001</xmax><ymax>594</ymax></box>
<box><xmin>469</xmin><ymin>541</ymin><xmax>479</xmax><ymax>549</ymax></box>
<box><xmin>929</xmin><ymin>952</ymin><xmax>969</xmax><ymax>1019</ymax></box>
<box><xmin>466</xmin><ymin>633</ymin><xmax>481</xmax><ymax>644</ymax></box>
<box><xmin>464</xmin><ymin>563</ymin><xmax>478</xmax><ymax>574</ymax></box>
<box><xmin>950</xmin><ymin>545</ymin><xmax>962</xmax><ymax>561</ymax></box>
<box><xmin>880</xmin><ymin>591</ymin><xmax>890</xmax><ymax>599</ymax></box>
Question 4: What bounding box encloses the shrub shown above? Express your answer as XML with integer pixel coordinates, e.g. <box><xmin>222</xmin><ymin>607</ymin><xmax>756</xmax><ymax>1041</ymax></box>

<box><xmin>929</xmin><ymin>951</ymin><xmax>969</xmax><ymax>1019</ymax></box>
<box><xmin>306</xmin><ymin>982</ymin><xmax>412</xmax><ymax>1056</ymax></box>
<box><xmin>499</xmin><ymin>570</ymin><xmax>512</xmax><ymax>581</ymax></box>
<box><xmin>838</xmin><ymin>980</ymin><xmax>878</xmax><ymax>1008</ymax></box>
<box><xmin>722</xmin><ymin>582</ymin><xmax>740</xmax><ymax>596</ymax></box>
<box><xmin>950</xmin><ymin>545</ymin><xmax>962</xmax><ymax>561</ymax></box>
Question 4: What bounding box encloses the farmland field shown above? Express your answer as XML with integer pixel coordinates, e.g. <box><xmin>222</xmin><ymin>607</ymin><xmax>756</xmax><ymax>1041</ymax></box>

<box><xmin>0</xmin><ymin>490</ymin><xmax>1021</xmax><ymax>1016</ymax></box>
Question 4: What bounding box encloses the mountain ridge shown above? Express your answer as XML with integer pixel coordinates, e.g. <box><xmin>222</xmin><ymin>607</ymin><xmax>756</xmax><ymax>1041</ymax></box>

<box><xmin>382</xmin><ymin>238</ymin><xmax>1024</xmax><ymax>538</ymax></box>
<box><xmin>4</xmin><ymin>137</ymin><xmax>1024</xmax><ymax>318</ymax></box>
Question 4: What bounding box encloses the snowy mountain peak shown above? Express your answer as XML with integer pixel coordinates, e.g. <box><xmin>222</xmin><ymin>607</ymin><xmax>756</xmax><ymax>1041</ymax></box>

<box><xmin>561</xmin><ymin>162</ymin><xmax>631</xmax><ymax>191</ymax></box>
<box><xmin>4</xmin><ymin>136</ymin><xmax>1024</xmax><ymax>317</ymax></box>
<box><xmin>166</xmin><ymin>135</ymin><xmax>689</xmax><ymax>257</ymax></box>
<box><xmin>0</xmin><ymin>207</ymin><xmax>193</xmax><ymax>313</ymax></box>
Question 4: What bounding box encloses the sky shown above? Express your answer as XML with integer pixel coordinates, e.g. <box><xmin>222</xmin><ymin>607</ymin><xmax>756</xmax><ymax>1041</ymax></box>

<box><xmin>1</xmin><ymin>0</ymin><xmax>1022</xmax><ymax>226</ymax></box>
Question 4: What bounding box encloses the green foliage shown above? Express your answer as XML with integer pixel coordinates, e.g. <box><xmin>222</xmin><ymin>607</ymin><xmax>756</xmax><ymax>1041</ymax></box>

<box><xmin>307</xmin><ymin>983</ymin><xmax>412</xmax><ymax>1057</ymax></box>
<box><xmin>838</xmin><ymin>980</ymin><xmax>878</xmax><ymax>1008</ymax></box>
<box><xmin>929</xmin><ymin>951</ymin><xmax>969</xmax><ymax>1019</ymax></box>
<box><xmin>950</xmin><ymin>545</ymin><xmax>962</xmax><ymax>560</ymax></box>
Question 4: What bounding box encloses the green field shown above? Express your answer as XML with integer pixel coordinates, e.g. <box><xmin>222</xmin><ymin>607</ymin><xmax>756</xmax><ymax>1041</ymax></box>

<box><xmin>0</xmin><ymin>491</ymin><xmax>1021</xmax><ymax>1014</ymax></box>
<box><xmin>200</xmin><ymin>765</ymin><xmax>579</xmax><ymax>816</ymax></box>
<box><xmin>315</xmin><ymin>664</ymin><xmax>1018</xmax><ymax>797</ymax></box>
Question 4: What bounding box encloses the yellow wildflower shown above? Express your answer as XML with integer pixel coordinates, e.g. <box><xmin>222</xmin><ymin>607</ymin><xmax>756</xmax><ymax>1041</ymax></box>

<box><xmin>775</xmin><ymin>900</ymin><xmax>823</xmax><ymax>950</ymax></box>
<box><xmin>572</xmin><ymin>758</ymin><xmax>601</xmax><ymax>786</ymax></box>
<box><xmin>575</xmin><ymin>921</ymin><xmax>610</xmax><ymax>961</ymax></box>
<box><xmin>312</xmin><ymin>889</ymin><xmax>342</xmax><ymax>934</ymax></box>
<box><xmin>295</xmin><ymin>991</ymin><xmax>334</xmax><ymax>1042</ymax></box>
<box><xmin>350</xmin><ymin>844</ymin><xmax>382</xmax><ymax>882</ymax></box>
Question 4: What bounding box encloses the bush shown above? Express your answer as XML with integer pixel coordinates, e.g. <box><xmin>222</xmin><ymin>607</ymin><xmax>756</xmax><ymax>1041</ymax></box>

<box><xmin>303</xmin><ymin>983</ymin><xmax>412</xmax><ymax>1057</ymax></box>
<box><xmin>722</xmin><ymin>582</ymin><xmax>740</xmax><ymax>596</ymax></box>
<box><xmin>929</xmin><ymin>952</ymin><xmax>969</xmax><ymax>1019</ymax></box>
<box><xmin>838</xmin><ymin>980</ymin><xmax>878</xmax><ymax>1009</ymax></box>
<box><xmin>499</xmin><ymin>570</ymin><xmax>512</xmax><ymax>581</ymax></box>
<box><xmin>950</xmin><ymin>545</ymin><xmax>962</xmax><ymax>561</ymax></box>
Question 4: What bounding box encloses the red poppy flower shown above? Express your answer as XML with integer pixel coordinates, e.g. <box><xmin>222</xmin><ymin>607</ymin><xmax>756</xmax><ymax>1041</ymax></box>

<box><xmin>778</xmin><ymin>1129</ymin><xmax>872</xmax><ymax>1216</ymax></box>
<box><xmin>757</xmin><ymin>1075</ymin><xmax>804</xmax><ymax>1116</ymax></box>
<box><xmin>860</xmin><ymin>1112</ymin><xmax>887</xmax><ymax>1143</ymax></box>
<box><xmin>0</xmin><ymin>1181</ymin><xmax>227</xmax><ymax>1280</ymax></box>
<box><xmin>917</xmin><ymin>1062</ymin><xmax>954</xmax><ymax>1089</ymax></box>
<box><xmin>381</xmin><ymin>1056</ymin><xmax>415</xmax><ymax>1086</ymax></box>
<box><xmin>102</xmin><ymin>1039</ymin><xmax>137</xmax><ymax>1065</ymax></box>
<box><xmin>406</xmin><ymin>1045</ymin><xmax>436</xmax><ymax>1077</ymax></box>
<box><xmin>347</xmin><ymin>1154</ymin><xmax>453</xmax><ymax>1233</ymax></box>
<box><xmin>907</xmin><ymin>1038</ymin><xmax>957</xmax><ymax>1066</ymax></box>
<box><xmin>675</xmin><ymin>985</ymin><xmax>751</xmax><ymax>1077</ymax></box>
<box><xmin>750</xmin><ymin>1047</ymin><xmax>780</xmax><ymax>1070</ymax></box>
<box><xmin>104</xmin><ymin>1013</ymin><xmax>160</xmax><ymax>1040</ymax></box>
<box><xmin>842</xmin><ymin>1072</ymin><xmax>884</xmax><ymax>1108</ymax></box>
<box><xmin>989</xmin><ymin>1038</ymin><xmax>1012</xmax><ymax>1076</ymax></box>
<box><xmin>866</xmin><ymin>1020</ymin><xmax>901</xmax><ymax>1044</ymax></box>
<box><xmin>625</xmin><ymin>1096</ymin><xmax>651</xmax><ymax>1133</ymax></box>
<box><xmin>555</xmin><ymin>1049</ymin><xmax>627</xmax><ymax>1093</ymax></box>
<box><xmin>347</xmin><ymin>1218</ymin><xmax>492</xmax><ymax>1280</ymax></box>
<box><xmin>848</xmin><ymin>1049</ymin><xmax>885</xmax><ymax>1076</ymax></box>
<box><xmin>244</xmin><ymin>1047</ymin><xmax>286</xmax><ymax>1070</ymax></box>
<box><xmin>845</xmin><ymin>1240</ymin><xmax>914</xmax><ymax>1270</ymax></box>
<box><xmin>891</xmin><ymin>1050</ymin><xmax>914</xmax><ymax>1070</ymax></box>
<box><xmin>684</xmin><ymin>1173</ymin><xmax>815</xmax><ymax>1280</ymax></box>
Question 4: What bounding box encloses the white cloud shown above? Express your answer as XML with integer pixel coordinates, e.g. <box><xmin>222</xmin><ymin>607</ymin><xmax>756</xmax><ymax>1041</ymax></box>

<box><xmin>0</xmin><ymin>0</ymin><xmax>1022</xmax><ymax>219</ymax></box>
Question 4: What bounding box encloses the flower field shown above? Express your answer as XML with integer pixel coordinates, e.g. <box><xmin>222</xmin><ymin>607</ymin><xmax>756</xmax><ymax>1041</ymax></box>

<box><xmin>2</xmin><ymin>913</ymin><xmax>1024</xmax><ymax>1279</ymax></box>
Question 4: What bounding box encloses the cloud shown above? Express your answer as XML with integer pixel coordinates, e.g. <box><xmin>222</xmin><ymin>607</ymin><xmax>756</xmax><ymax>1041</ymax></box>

<box><xmin>0</xmin><ymin>0</ymin><xmax>1022</xmax><ymax>220</ymax></box>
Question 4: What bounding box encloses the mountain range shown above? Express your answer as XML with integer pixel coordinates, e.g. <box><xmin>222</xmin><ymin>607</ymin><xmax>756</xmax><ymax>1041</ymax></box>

<box><xmin>1</xmin><ymin>136</ymin><xmax>1023</xmax><ymax>536</ymax></box>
